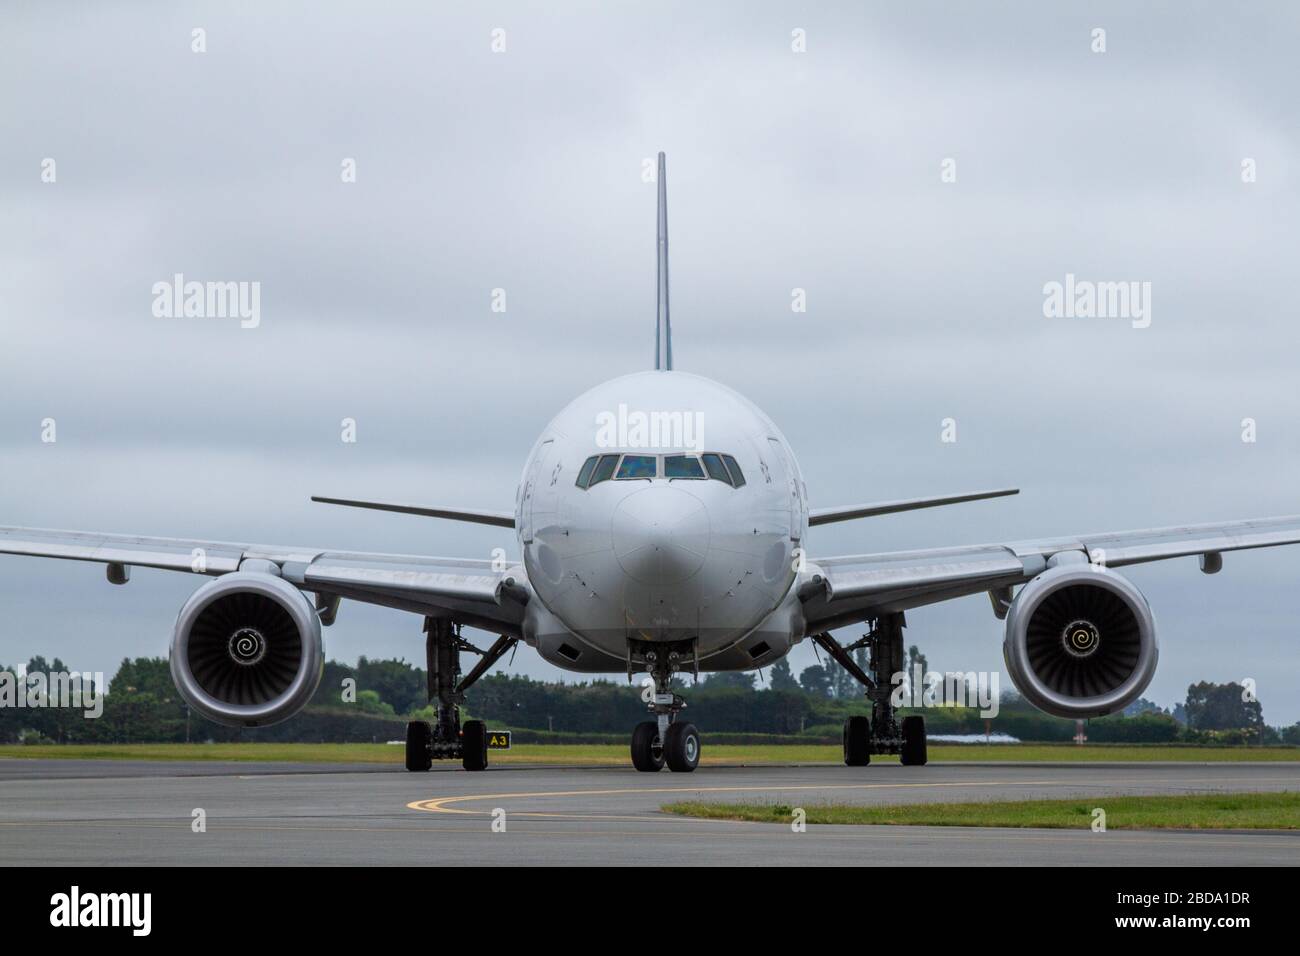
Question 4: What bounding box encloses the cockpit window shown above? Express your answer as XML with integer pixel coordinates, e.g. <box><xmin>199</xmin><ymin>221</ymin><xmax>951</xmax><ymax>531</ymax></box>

<box><xmin>575</xmin><ymin>455</ymin><xmax>600</xmax><ymax>489</ymax></box>
<box><xmin>615</xmin><ymin>454</ymin><xmax>657</xmax><ymax>479</ymax></box>
<box><xmin>664</xmin><ymin>454</ymin><xmax>706</xmax><ymax>479</ymax></box>
<box><xmin>575</xmin><ymin>452</ymin><xmax>745</xmax><ymax>489</ymax></box>
<box><xmin>589</xmin><ymin>454</ymin><xmax>620</xmax><ymax>486</ymax></box>
<box><xmin>701</xmin><ymin>453</ymin><xmax>730</xmax><ymax>484</ymax></box>
<box><xmin>721</xmin><ymin>454</ymin><xmax>746</xmax><ymax>487</ymax></box>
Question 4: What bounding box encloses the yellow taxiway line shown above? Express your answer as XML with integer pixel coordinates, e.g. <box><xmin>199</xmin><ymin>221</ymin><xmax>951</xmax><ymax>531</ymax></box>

<box><xmin>408</xmin><ymin>779</ymin><xmax>1066</xmax><ymax>817</ymax></box>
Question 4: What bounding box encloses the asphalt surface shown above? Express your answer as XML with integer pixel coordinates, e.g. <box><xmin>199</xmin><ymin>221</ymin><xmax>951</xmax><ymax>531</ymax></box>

<box><xmin>1</xmin><ymin>758</ymin><xmax>1297</xmax><ymax>866</ymax></box>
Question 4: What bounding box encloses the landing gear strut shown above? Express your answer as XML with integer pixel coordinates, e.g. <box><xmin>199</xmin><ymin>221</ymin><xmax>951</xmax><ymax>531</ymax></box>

<box><xmin>811</xmin><ymin>612</ymin><xmax>927</xmax><ymax>767</ymax></box>
<box><xmin>628</xmin><ymin>638</ymin><xmax>700</xmax><ymax>773</ymax></box>
<box><xmin>404</xmin><ymin>616</ymin><xmax>517</xmax><ymax>773</ymax></box>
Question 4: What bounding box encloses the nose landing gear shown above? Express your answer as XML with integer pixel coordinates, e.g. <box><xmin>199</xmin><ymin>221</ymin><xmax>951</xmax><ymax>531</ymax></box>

<box><xmin>628</xmin><ymin>638</ymin><xmax>701</xmax><ymax>772</ymax></box>
<box><xmin>631</xmin><ymin>716</ymin><xmax>702</xmax><ymax>772</ymax></box>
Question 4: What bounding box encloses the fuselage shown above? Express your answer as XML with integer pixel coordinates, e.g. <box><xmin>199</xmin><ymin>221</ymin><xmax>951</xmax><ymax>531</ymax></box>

<box><xmin>516</xmin><ymin>370</ymin><xmax>810</xmax><ymax>673</ymax></box>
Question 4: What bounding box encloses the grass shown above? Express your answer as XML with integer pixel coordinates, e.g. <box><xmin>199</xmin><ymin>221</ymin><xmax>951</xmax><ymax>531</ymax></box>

<box><xmin>0</xmin><ymin>743</ymin><xmax>618</xmax><ymax>765</ymax></box>
<box><xmin>1</xmin><ymin>742</ymin><xmax>1298</xmax><ymax>764</ymax></box>
<box><xmin>662</xmin><ymin>791</ymin><xmax>1300</xmax><ymax>830</ymax></box>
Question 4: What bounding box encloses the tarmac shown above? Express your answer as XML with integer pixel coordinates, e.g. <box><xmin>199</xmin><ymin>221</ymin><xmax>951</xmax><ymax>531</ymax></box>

<box><xmin>2</xmin><ymin>758</ymin><xmax>1297</xmax><ymax>866</ymax></box>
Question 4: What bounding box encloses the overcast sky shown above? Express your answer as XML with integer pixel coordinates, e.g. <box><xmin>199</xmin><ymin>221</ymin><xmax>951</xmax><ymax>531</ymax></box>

<box><xmin>3</xmin><ymin>2</ymin><xmax>1300</xmax><ymax>723</ymax></box>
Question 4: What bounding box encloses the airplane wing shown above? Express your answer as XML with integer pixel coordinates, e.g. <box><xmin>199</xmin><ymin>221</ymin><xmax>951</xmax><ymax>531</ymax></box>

<box><xmin>310</xmin><ymin>496</ymin><xmax>515</xmax><ymax>528</ymax></box>
<box><xmin>800</xmin><ymin>513</ymin><xmax>1300</xmax><ymax>632</ymax></box>
<box><xmin>0</xmin><ymin>525</ymin><xmax>529</xmax><ymax>634</ymax></box>
<box><xmin>809</xmin><ymin>488</ymin><xmax>1018</xmax><ymax>526</ymax></box>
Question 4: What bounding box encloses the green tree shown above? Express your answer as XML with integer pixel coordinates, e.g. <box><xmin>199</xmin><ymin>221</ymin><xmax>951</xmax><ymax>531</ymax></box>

<box><xmin>1184</xmin><ymin>681</ymin><xmax>1264</xmax><ymax>735</ymax></box>
<box><xmin>355</xmin><ymin>657</ymin><xmax>427</xmax><ymax>715</ymax></box>
<box><xmin>312</xmin><ymin>660</ymin><xmax>358</xmax><ymax>708</ymax></box>
<box><xmin>768</xmin><ymin>658</ymin><xmax>799</xmax><ymax>692</ymax></box>
<box><xmin>109</xmin><ymin>657</ymin><xmax>173</xmax><ymax>698</ymax></box>
<box><xmin>355</xmin><ymin>689</ymin><xmax>396</xmax><ymax>716</ymax></box>
<box><xmin>799</xmin><ymin>664</ymin><xmax>833</xmax><ymax>699</ymax></box>
<box><xmin>1123</xmin><ymin>696</ymin><xmax>1165</xmax><ymax>717</ymax></box>
<box><xmin>705</xmin><ymin>671</ymin><xmax>757</xmax><ymax>691</ymax></box>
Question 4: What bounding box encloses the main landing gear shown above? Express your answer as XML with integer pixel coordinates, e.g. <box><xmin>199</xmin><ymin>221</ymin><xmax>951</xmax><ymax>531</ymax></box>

<box><xmin>405</xmin><ymin>617</ymin><xmax>517</xmax><ymax>773</ymax></box>
<box><xmin>811</xmin><ymin>612</ymin><xmax>928</xmax><ymax>767</ymax></box>
<box><xmin>628</xmin><ymin>638</ymin><xmax>701</xmax><ymax>773</ymax></box>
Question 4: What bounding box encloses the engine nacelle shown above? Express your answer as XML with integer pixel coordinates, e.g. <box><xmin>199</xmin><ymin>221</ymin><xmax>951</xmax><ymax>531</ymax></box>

<box><xmin>1003</xmin><ymin>563</ymin><xmax>1158</xmax><ymax>719</ymax></box>
<box><xmin>170</xmin><ymin>572</ymin><xmax>324</xmax><ymax>728</ymax></box>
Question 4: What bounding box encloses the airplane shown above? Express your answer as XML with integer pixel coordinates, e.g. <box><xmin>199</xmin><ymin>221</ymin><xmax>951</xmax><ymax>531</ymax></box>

<box><xmin>6</xmin><ymin>152</ymin><xmax>1300</xmax><ymax>774</ymax></box>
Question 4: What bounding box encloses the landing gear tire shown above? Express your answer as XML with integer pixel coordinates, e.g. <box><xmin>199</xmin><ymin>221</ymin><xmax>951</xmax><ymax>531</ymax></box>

<box><xmin>462</xmin><ymin>719</ymin><xmax>489</xmax><ymax>772</ymax></box>
<box><xmin>665</xmin><ymin>722</ymin><xmax>701</xmax><ymax>773</ymax></box>
<box><xmin>405</xmin><ymin>720</ymin><xmax>432</xmax><ymax>772</ymax></box>
<box><xmin>900</xmin><ymin>715</ymin><xmax>928</xmax><ymax>766</ymax></box>
<box><xmin>631</xmin><ymin>720</ymin><xmax>665</xmax><ymax>772</ymax></box>
<box><xmin>843</xmin><ymin>715</ymin><xmax>871</xmax><ymax>766</ymax></box>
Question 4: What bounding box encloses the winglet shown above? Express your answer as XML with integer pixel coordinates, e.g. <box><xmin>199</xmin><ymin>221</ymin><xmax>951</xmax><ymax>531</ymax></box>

<box><xmin>654</xmin><ymin>151</ymin><xmax>672</xmax><ymax>371</ymax></box>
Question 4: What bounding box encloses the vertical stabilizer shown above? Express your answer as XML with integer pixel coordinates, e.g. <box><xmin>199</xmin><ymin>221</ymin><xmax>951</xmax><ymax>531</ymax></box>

<box><xmin>655</xmin><ymin>151</ymin><xmax>672</xmax><ymax>370</ymax></box>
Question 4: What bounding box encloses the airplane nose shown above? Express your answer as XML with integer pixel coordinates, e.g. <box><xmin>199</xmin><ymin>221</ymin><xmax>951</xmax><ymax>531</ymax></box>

<box><xmin>612</xmin><ymin>485</ymin><xmax>711</xmax><ymax>586</ymax></box>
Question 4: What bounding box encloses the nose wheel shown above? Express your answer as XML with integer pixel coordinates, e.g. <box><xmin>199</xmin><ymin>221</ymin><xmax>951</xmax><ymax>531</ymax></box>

<box><xmin>665</xmin><ymin>722</ymin><xmax>701</xmax><ymax>772</ymax></box>
<box><xmin>631</xmin><ymin>719</ymin><xmax>701</xmax><ymax>772</ymax></box>
<box><xmin>629</xmin><ymin>640</ymin><xmax>701</xmax><ymax>772</ymax></box>
<box><xmin>631</xmin><ymin>721</ymin><xmax>665</xmax><ymax>771</ymax></box>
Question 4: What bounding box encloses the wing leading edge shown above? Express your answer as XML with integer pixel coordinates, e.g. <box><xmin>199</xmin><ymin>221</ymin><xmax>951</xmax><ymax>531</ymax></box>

<box><xmin>0</xmin><ymin>525</ymin><xmax>529</xmax><ymax>634</ymax></box>
<box><xmin>311</xmin><ymin>496</ymin><xmax>515</xmax><ymax>528</ymax></box>
<box><xmin>801</xmin><ymin>513</ymin><xmax>1300</xmax><ymax>632</ymax></box>
<box><xmin>809</xmin><ymin>488</ymin><xmax>1019</xmax><ymax>526</ymax></box>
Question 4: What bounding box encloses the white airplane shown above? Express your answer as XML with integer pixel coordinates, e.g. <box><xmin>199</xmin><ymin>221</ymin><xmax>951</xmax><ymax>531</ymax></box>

<box><xmin>6</xmin><ymin>153</ymin><xmax>1300</xmax><ymax>774</ymax></box>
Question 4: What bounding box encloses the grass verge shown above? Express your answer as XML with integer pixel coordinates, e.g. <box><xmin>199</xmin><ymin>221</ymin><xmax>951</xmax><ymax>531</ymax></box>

<box><xmin>662</xmin><ymin>791</ymin><xmax>1300</xmax><ymax>829</ymax></box>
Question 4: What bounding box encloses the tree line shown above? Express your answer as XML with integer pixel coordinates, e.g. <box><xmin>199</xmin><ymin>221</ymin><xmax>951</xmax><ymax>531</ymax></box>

<box><xmin>2</xmin><ymin>653</ymin><xmax>1295</xmax><ymax>746</ymax></box>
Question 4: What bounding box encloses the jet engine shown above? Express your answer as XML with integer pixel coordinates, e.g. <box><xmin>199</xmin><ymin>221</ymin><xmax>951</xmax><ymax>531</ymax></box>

<box><xmin>1003</xmin><ymin>563</ymin><xmax>1157</xmax><ymax>719</ymax></box>
<box><xmin>169</xmin><ymin>571</ymin><xmax>324</xmax><ymax>727</ymax></box>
